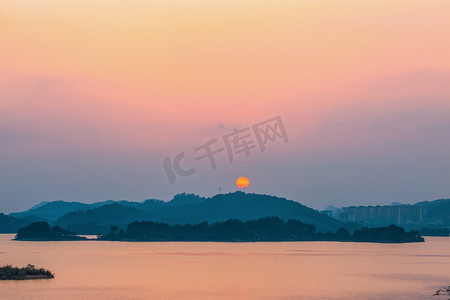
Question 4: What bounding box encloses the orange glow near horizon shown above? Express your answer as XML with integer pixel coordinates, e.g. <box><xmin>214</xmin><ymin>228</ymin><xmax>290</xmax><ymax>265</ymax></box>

<box><xmin>1</xmin><ymin>0</ymin><xmax>449</xmax><ymax>155</ymax></box>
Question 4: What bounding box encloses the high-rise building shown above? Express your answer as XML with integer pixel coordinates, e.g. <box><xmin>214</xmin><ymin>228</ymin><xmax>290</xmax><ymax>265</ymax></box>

<box><xmin>335</xmin><ymin>205</ymin><xmax>425</xmax><ymax>227</ymax></box>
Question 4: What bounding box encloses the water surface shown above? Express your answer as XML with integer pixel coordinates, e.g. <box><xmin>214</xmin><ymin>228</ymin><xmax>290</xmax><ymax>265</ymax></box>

<box><xmin>0</xmin><ymin>234</ymin><xmax>448</xmax><ymax>299</ymax></box>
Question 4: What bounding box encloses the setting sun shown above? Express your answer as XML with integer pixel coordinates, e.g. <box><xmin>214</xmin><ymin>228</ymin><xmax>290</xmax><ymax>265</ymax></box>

<box><xmin>236</xmin><ymin>177</ymin><xmax>250</xmax><ymax>188</ymax></box>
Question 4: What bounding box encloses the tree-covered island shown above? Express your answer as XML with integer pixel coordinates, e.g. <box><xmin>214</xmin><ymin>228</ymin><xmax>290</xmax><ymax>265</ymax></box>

<box><xmin>14</xmin><ymin>218</ymin><xmax>424</xmax><ymax>243</ymax></box>
<box><xmin>15</xmin><ymin>221</ymin><xmax>87</xmax><ymax>241</ymax></box>
<box><xmin>0</xmin><ymin>264</ymin><xmax>54</xmax><ymax>280</ymax></box>
<box><xmin>98</xmin><ymin>217</ymin><xmax>424</xmax><ymax>243</ymax></box>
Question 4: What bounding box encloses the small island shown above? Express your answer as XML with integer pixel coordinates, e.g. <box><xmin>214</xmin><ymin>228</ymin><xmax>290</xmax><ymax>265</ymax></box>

<box><xmin>0</xmin><ymin>264</ymin><xmax>54</xmax><ymax>280</ymax></box>
<box><xmin>15</xmin><ymin>221</ymin><xmax>87</xmax><ymax>241</ymax></box>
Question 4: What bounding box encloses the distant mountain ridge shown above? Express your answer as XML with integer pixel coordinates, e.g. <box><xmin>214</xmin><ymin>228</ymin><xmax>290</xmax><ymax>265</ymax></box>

<box><xmin>4</xmin><ymin>192</ymin><xmax>354</xmax><ymax>234</ymax></box>
<box><xmin>2</xmin><ymin>193</ymin><xmax>449</xmax><ymax>234</ymax></box>
<box><xmin>415</xmin><ymin>198</ymin><xmax>450</xmax><ymax>226</ymax></box>
<box><xmin>56</xmin><ymin>203</ymin><xmax>157</xmax><ymax>234</ymax></box>
<box><xmin>0</xmin><ymin>213</ymin><xmax>29</xmax><ymax>233</ymax></box>
<box><xmin>53</xmin><ymin>192</ymin><xmax>353</xmax><ymax>234</ymax></box>
<box><xmin>9</xmin><ymin>199</ymin><xmax>163</xmax><ymax>221</ymax></box>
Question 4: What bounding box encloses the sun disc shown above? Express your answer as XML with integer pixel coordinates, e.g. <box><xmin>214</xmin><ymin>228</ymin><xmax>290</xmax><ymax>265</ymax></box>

<box><xmin>236</xmin><ymin>177</ymin><xmax>250</xmax><ymax>188</ymax></box>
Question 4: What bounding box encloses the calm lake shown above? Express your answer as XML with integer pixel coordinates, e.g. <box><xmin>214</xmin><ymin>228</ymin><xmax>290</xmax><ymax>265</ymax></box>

<box><xmin>0</xmin><ymin>234</ymin><xmax>449</xmax><ymax>299</ymax></box>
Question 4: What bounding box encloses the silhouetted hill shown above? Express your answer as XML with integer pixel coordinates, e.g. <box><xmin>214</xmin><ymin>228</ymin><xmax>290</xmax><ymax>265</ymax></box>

<box><xmin>9</xmin><ymin>201</ymin><xmax>93</xmax><ymax>221</ymax></box>
<box><xmin>167</xmin><ymin>193</ymin><xmax>206</xmax><ymax>206</ymax></box>
<box><xmin>9</xmin><ymin>199</ymin><xmax>166</xmax><ymax>222</ymax></box>
<box><xmin>0</xmin><ymin>213</ymin><xmax>30</xmax><ymax>233</ymax></box>
<box><xmin>7</xmin><ymin>194</ymin><xmax>450</xmax><ymax>235</ymax></box>
<box><xmin>55</xmin><ymin>203</ymin><xmax>155</xmax><ymax>234</ymax></box>
<box><xmin>50</xmin><ymin>192</ymin><xmax>354</xmax><ymax>234</ymax></box>
<box><xmin>151</xmin><ymin>192</ymin><xmax>350</xmax><ymax>232</ymax></box>
<box><xmin>415</xmin><ymin>198</ymin><xmax>450</xmax><ymax>226</ymax></box>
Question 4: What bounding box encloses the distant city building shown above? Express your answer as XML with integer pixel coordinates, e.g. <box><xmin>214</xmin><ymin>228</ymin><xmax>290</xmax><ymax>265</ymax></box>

<box><xmin>320</xmin><ymin>210</ymin><xmax>334</xmax><ymax>218</ymax></box>
<box><xmin>334</xmin><ymin>205</ymin><xmax>425</xmax><ymax>227</ymax></box>
<box><xmin>321</xmin><ymin>205</ymin><xmax>339</xmax><ymax>219</ymax></box>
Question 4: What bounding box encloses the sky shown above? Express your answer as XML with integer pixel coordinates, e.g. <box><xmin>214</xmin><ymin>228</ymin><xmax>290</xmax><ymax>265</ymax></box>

<box><xmin>1</xmin><ymin>0</ymin><xmax>449</xmax><ymax>213</ymax></box>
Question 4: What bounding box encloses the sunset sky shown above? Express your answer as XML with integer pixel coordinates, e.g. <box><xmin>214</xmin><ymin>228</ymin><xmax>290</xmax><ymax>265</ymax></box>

<box><xmin>1</xmin><ymin>0</ymin><xmax>449</xmax><ymax>213</ymax></box>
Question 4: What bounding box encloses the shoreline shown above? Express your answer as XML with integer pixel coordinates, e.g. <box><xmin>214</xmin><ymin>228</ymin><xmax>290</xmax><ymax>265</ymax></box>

<box><xmin>22</xmin><ymin>274</ymin><xmax>54</xmax><ymax>280</ymax></box>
